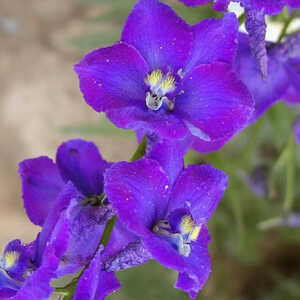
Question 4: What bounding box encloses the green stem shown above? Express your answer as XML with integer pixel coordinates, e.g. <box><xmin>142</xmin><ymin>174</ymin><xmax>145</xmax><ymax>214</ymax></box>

<box><xmin>238</xmin><ymin>13</ymin><xmax>245</xmax><ymax>26</ymax></box>
<box><xmin>283</xmin><ymin>135</ymin><xmax>295</xmax><ymax>213</ymax></box>
<box><xmin>277</xmin><ymin>10</ymin><xmax>299</xmax><ymax>43</ymax></box>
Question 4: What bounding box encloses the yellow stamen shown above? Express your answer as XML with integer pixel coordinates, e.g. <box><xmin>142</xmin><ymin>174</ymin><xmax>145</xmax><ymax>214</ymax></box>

<box><xmin>189</xmin><ymin>226</ymin><xmax>201</xmax><ymax>242</ymax></box>
<box><xmin>161</xmin><ymin>74</ymin><xmax>176</xmax><ymax>93</ymax></box>
<box><xmin>180</xmin><ymin>215</ymin><xmax>194</xmax><ymax>235</ymax></box>
<box><xmin>4</xmin><ymin>251</ymin><xmax>20</xmax><ymax>269</ymax></box>
<box><xmin>146</xmin><ymin>69</ymin><xmax>163</xmax><ymax>87</ymax></box>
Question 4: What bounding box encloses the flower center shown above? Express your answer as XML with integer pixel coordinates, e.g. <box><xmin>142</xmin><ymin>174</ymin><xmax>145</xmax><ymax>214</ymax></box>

<box><xmin>152</xmin><ymin>215</ymin><xmax>201</xmax><ymax>257</ymax></box>
<box><xmin>144</xmin><ymin>69</ymin><xmax>176</xmax><ymax>111</ymax></box>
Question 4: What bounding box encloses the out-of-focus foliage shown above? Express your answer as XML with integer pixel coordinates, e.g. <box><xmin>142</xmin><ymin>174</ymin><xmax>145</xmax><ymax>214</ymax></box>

<box><xmin>68</xmin><ymin>0</ymin><xmax>300</xmax><ymax>299</ymax></box>
<box><xmin>71</xmin><ymin>0</ymin><xmax>220</xmax><ymax>51</ymax></box>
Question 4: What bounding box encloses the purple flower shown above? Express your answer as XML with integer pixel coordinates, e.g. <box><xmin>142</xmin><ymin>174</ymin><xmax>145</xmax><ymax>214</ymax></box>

<box><xmin>0</xmin><ymin>185</ymin><xmax>74</xmax><ymax>299</ymax></box>
<box><xmin>75</xmin><ymin>0</ymin><xmax>253</xmax><ymax>153</ymax></box>
<box><xmin>105</xmin><ymin>159</ymin><xmax>228</xmax><ymax>298</ymax></box>
<box><xmin>234</xmin><ymin>34</ymin><xmax>290</xmax><ymax>123</ymax></box>
<box><xmin>18</xmin><ymin>139</ymin><xmax>113</xmax><ymax>275</ymax></box>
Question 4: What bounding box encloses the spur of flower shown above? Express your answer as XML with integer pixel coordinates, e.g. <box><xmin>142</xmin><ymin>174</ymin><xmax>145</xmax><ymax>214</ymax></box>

<box><xmin>105</xmin><ymin>159</ymin><xmax>228</xmax><ymax>298</ymax></box>
<box><xmin>75</xmin><ymin>0</ymin><xmax>253</xmax><ymax>153</ymax></box>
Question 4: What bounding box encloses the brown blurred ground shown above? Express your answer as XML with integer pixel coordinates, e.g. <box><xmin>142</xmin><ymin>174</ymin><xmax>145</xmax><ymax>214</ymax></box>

<box><xmin>0</xmin><ymin>0</ymin><xmax>135</xmax><ymax>250</ymax></box>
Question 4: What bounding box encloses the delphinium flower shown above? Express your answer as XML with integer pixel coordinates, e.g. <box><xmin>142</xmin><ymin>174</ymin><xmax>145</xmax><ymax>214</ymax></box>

<box><xmin>234</xmin><ymin>32</ymin><xmax>300</xmax><ymax>123</ymax></box>
<box><xmin>75</xmin><ymin>0</ymin><xmax>253</xmax><ymax>153</ymax></box>
<box><xmin>179</xmin><ymin>0</ymin><xmax>300</xmax><ymax>78</ymax></box>
<box><xmin>18</xmin><ymin>139</ymin><xmax>114</xmax><ymax>276</ymax></box>
<box><xmin>17</xmin><ymin>139</ymin><xmax>148</xmax><ymax>299</ymax></box>
<box><xmin>0</xmin><ymin>184</ymin><xmax>74</xmax><ymax>299</ymax></box>
<box><xmin>105</xmin><ymin>158</ymin><xmax>228</xmax><ymax>298</ymax></box>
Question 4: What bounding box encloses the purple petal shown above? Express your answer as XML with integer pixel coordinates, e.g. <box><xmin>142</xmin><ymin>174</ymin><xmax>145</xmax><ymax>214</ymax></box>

<box><xmin>175</xmin><ymin>62</ymin><xmax>253</xmax><ymax>143</ymax></box>
<box><xmin>235</xmin><ymin>34</ymin><xmax>289</xmax><ymax>123</ymax></box>
<box><xmin>142</xmin><ymin>232</ymin><xmax>186</xmax><ymax>272</ymax></box>
<box><xmin>294</xmin><ymin>117</ymin><xmax>300</xmax><ymax>147</ymax></box>
<box><xmin>169</xmin><ymin>165</ymin><xmax>228</xmax><ymax>223</ymax></box>
<box><xmin>104</xmin><ymin>239</ymin><xmax>151</xmax><ymax>272</ymax></box>
<box><xmin>56</xmin><ymin>139</ymin><xmax>110</xmax><ymax>196</ymax></box>
<box><xmin>213</xmin><ymin>0</ymin><xmax>230</xmax><ymax>11</ymax></box>
<box><xmin>122</xmin><ymin>0</ymin><xmax>193</xmax><ymax>71</ymax></box>
<box><xmin>147</xmin><ymin>138</ymin><xmax>192</xmax><ymax>186</ymax></box>
<box><xmin>104</xmin><ymin>221</ymin><xmax>138</xmax><ymax>261</ymax></box>
<box><xmin>191</xmin><ymin>137</ymin><xmax>228</xmax><ymax>153</ymax></box>
<box><xmin>0</xmin><ymin>270</ymin><xmax>21</xmax><ymax>297</ymax></box>
<box><xmin>104</xmin><ymin>159</ymin><xmax>170</xmax><ymax>236</ymax></box>
<box><xmin>175</xmin><ymin>226</ymin><xmax>211</xmax><ymax>298</ymax></box>
<box><xmin>178</xmin><ymin>0</ymin><xmax>211</xmax><ymax>6</ymax></box>
<box><xmin>107</xmin><ymin>106</ymin><xmax>189</xmax><ymax>140</ymax></box>
<box><xmin>12</xmin><ymin>198</ymin><xmax>72</xmax><ymax>300</ymax></box>
<box><xmin>284</xmin><ymin>86</ymin><xmax>300</xmax><ymax>104</ymax></box>
<box><xmin>57</xmin><ymin>204</ymin><xmax>113</xmax><ymax>276</ymax></box>
<box><xmin>244</xmin><ymin>6</ymin><xmax>268</xmax><ymax>78</ymax></box>
<box><xmin>287</xmin><ymin>0</ymin><xmax>300</xmax><ymax>8</ymax></box>
<box><xmin>246</xmin><ymin>0</ymin><xmax>285</xmax><ymax>15</ymax></box>
<box><xmin>74</xmin><ymin>42</ymin><xmax>149</xmax><ymax>112</ymax></box>
<box><xmin>18</xmin><ymin>157</ymin><xmax>64</xmax><ymax>226</ymax></box>
<box><xmin>185</xmin><ymin>13</ymin><xmax>238</xmax><ymax>72</ymax></box>
<box><xmin>2</xmin><ymin>240</ymin><xmax>30</xmax><ymax>282</ymax></box>
<box><xmin>35</xmin><ymin>182</ymin><xmax>78</xmax><ymax>265</ymax></box>
<box><xmin>73</xmin><ymin>246</ymin><xmax>120</xmax><ymax>300</ymax></box>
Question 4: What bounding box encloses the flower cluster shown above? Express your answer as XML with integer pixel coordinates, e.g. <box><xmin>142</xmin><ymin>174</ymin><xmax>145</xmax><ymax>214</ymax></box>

<box><xmin>1</xmin><ymin>0</ymin><xmax>300</xmax><ymax>299</ymax></box>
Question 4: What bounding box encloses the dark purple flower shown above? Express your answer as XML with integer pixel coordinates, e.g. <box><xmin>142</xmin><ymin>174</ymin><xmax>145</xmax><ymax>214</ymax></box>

<box><xmin>18</xmin><ymin>139</ymin><xmax>113</xmax><ymax>275</ymax></box>
<box><xmin>105</xmin><ymin>159</ymin><xmax>228</xmax><ymax>298</ymax></box>
<box><xmin>0</xmin><ymin>184</ymin><xmax>74</xmax><ymax>299</ymax></box>
<box><xmin>75</xmin><ymin>0</ymin><xmax>253</xmax><ymax>153</ymax></box>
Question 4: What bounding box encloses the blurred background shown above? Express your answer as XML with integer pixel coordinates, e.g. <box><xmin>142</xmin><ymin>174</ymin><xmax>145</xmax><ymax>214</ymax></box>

<box><xmin>1</xmin><ymin>0</ymin><xmax>300</xmax><ymax>299</ymax></box>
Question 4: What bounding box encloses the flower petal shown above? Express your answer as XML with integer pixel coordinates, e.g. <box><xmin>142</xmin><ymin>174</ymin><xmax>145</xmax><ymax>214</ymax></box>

<box><xmin>213</xmin><ymin>0</ymin><xmax>230</xmax><ymax>11</ymax></box>
<box><xmin>169</xmin><ymin>165</ymin><xmax>228</xmax><ymax>223</ymax></box>
<box><xmin>175</xmin><ymin>62</ymin><xmax>253</xmax><ymax>143</ymax></box>
<box><xmin>178</xmin><ymin>0</ymin><xmax>211</xmax><ymax>6</ymax></box>
<box><xmin>74</xmin><ymin>42</ymin><xmax>149</xmax><ymax>112</ymax></box>
<box><xmin>104</xmin><ymin>159</ymin><xmax>170</xmax><ymax>236</ymax></box>
<box><xmin>191</xmin><ymin>137</ymin><xmax>228</xmax><ymax>153</ymax></box>
<box><xmin>56</xmin><ymin>139</ymin><xmax>110</xmax><ymax>196</ymax></box>
<box><xmin>12</xmin><ymin>198</ymin><xmax>72</xmax><ymax>300</ymax></box>
<box><xmin>235</xmin><ymin>34</ymin><xmax>289</xmax><ymax>123</ymax></box>
<box><xmin>56</xmin><ymin>204</ymin><xmax>112</xmax><ymax>277</ymax></box>
<box><xmin>106</xmin><ymin>106</ymin><xmax>189</xmax><ymax>140</ymax></box>
<box><xmin>122</xmin><ymin>0</ymin><xmax>193</xmax><ymax>71</ymax></box>
<box><xmin>175</xmin><ymin>226</ymin><xmax>211</xmax><ymax>299</ymax></box>
<box><xmin>147</xmin><ymin>138</ymin><xmax>192</xmax><ymax>186</ymax></box>
<box><xmin>73</xmin><ymin>246</ymin><xmax>120</xmax><ymax>300</ymax></box>
<box><xmin>35</xmin><ymin>182</ymin><xmax>78</xmax><ymax>266</ymax></box>
<box><xmin>185</xmin><ymin>13</ymin><xmax>238</xmax><ymax>73</ymax></box>
<box><xmin>246</xmin><ymin>0</ymin><xmax>285</xmax><ymax>15</ymax></box>
<box><xmin>142</xmin><ymin>232</ymin><xmax>185</xmax><ymax>272</ymax></box>
<box><xmin>18</xmin><ymin>157</ymin><xmax>64</xmax><ymax>226</ymax></box>
<box><xmin>244</xmin><ymin>5</ymin><xmax>268</xmax><ymax>78</ymax></box>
